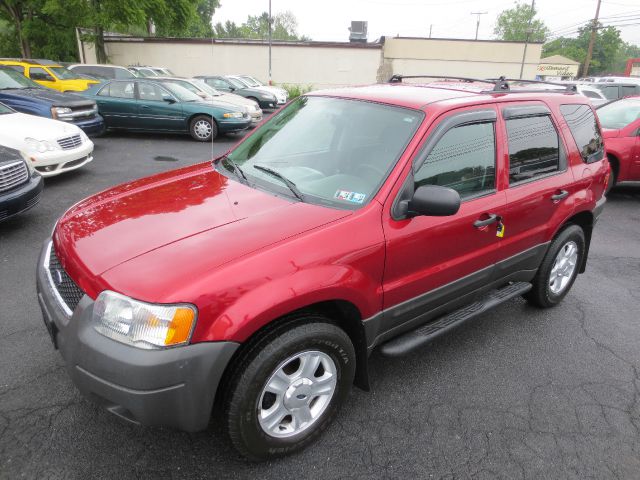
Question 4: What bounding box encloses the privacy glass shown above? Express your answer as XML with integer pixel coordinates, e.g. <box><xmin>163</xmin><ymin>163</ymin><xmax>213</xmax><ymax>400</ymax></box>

<box><xmin>560</xmin><ymin>104</ymin><xmax>603</xmax><ymax>163</ymax></box>
<box><xmin>506</xmin><ymin>115</ymin><xmax>560</xmax><ymax>184</ymax></box>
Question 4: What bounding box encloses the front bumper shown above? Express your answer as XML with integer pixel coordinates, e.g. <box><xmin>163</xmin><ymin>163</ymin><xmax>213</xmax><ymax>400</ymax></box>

<box><xmin>69</xmin><ymin>114</ymin><xmax>106</xmax><ymax>137</ymax></box>
<box><xmin>218</xmin><ymin>117</ymin><xmax>252</xmax><ymax>133</ymax></box>
<box><xmin>0</xmin><ymin>172</ymin><xmax>43</xmax><ymax>222</ymax></box>
<box><xmin>29</xmin><ymin>141</ymin><xmax>94</xmax><ymax>177</ymax></box>
<box><xmin>36</xmin><ymin>241</ymin><xmax>239</xmax><ymax>432</ymax></box>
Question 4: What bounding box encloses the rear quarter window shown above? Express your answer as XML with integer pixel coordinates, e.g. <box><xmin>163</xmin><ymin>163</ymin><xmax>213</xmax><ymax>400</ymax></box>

<box><xmin>560</xmin><ymin>104</ymin><xmax>604</xmax><ymax>163</ymax></box>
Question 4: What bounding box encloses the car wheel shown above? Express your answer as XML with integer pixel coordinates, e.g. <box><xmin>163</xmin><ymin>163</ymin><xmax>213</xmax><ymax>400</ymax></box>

<box><xmin>525</xmin><ymin>225</ymin><xmax>585</xmax><ymax>308</ymax></box>
<box><xmin>189</xmin><ymin>115</ymin><xmax>217</xmax><ymax>141</ymax></box>
<box><xmin>223</xmin><ymin>316</ymin><xmax>355</xmax><ymax>460</ymax></box>
<box><xmin>605</xmin><ymin>164</ymin><xmax>617</xmax><ymax>194</ymax></box>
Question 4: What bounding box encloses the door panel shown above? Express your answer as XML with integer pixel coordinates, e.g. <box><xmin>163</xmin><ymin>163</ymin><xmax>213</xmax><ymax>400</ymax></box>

<box><xmin>498</xmin><ymin>104</ymin><xmax>575</xmax><ymax>266</ymax></box>
<box><xmin>96</xmin><ymin>81</ymin><xmax>137</xmax><ymax>128</ymax></box>
<box><xmin>136</xmin><ymin>82</ymin><xmax>185</xmax><ymax>131</ymax></box>
<box><xmin>381</xmin><ymin>106</ymin><xmax>506</xmax><ymax>333</ymax></box>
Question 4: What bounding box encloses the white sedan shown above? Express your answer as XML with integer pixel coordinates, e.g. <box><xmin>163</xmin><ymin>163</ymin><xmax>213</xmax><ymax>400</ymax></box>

<box><xmin>0</xmin><ymin>102</ymin><xmax>93</xmax><ymax>177</ymax></box>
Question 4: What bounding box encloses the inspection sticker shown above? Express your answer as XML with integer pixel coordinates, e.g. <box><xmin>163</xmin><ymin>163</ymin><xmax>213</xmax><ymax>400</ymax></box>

<box><xmin>334</xmin><ymin>190</ymin><xmax>366</xmax><ymax>204</ymax></box>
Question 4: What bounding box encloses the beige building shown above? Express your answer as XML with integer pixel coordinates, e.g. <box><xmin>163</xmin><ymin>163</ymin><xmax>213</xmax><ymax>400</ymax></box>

<box><xmin>79</xmin><ymin>35</ymin><xmax>543</xmax><ymax>88</ymax></box>
<box><xmin>536</xmin><ymin>55</ymin><xmax>580</xmax><ymax>80</ymax></box>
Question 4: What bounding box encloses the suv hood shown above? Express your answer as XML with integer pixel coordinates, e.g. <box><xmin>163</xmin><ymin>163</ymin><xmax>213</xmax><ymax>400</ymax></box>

<box><xmin>53</xmin><ymin>162</ymin><xmax>350</xmax><ymax>298</ymax></box>
<box><xmin>0</xmin><ymin>87</ymin><xmax>94</xmax><ymax>108</ymax></box>
<box><xmin>602</xmin><ymin>128</ymin><xmax>620</xmax><ymax>138</ymax></box>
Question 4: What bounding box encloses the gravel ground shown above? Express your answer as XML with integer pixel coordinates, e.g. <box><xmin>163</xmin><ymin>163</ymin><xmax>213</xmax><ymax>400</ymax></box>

<box><xmin>1</xmin><ymin>129</ymin><xmax>639</xmax><ymax>479</ymax></box>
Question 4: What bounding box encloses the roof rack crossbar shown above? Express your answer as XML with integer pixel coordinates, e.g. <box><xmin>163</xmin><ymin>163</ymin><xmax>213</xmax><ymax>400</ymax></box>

<box><xmin>389</xmin><ymin>74</ymin><xmax>577</xmax><ymax>94</ymax></box>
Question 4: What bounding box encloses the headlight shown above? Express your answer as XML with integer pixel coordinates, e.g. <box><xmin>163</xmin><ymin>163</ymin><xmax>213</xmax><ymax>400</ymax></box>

<box><xmin>51</xmin><ymin>107</ymin><xmax>72</xmax><ymax>119</ymax></box>
<box><xmin>92</xmin><ymin>290</ymin><xmax>197</xmax><ymax>349</ymax></box>
<box><xmin>25</xmin><ymin>137</ymin><xmax>58</xmax><ymax>153</ymax></box>
<box><xmin>223</xmin><ymin>112</ymin><xmax>244</xmax><ymax>118</ymax></box>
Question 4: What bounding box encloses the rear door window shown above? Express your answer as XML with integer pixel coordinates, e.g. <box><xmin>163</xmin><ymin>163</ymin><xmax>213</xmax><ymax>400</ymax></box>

<box><xmin>415</xmin><ymin>122</ymin><xmax>496</xmax><ymax>200</ymax></box>
<box><xmin>505</xmin><ymin>115</ymin><xmax>561</xmax><ymax>184</ymax></box>
<box><xmin>621</xmin><ymin>85</ymin><xmax>638</xmax><ymax>97</ymax></box>
<box><xmin>560</xmin><ymin>104</ymin><xmax>604</xmax><ymax>163</ymax></box>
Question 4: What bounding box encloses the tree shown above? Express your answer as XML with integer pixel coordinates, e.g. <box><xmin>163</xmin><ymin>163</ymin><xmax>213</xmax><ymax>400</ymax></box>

<box><xmin>213</xmin><ymin>11</ymin><xmax>310</xmax><ymax>41</ymax></box>
<box><xmin>494</xmin><ymin>2</ymin><xmax>549</xmax><ymax>43</ymax></box>
<box><xmin>0</xmin><ymin>0</ymin><xmax>38</xmax><ymax>57</ymax></box>
<box><xmin>542</xmin><ymin>23</ymin><xmax>626</xmax><ymax>75</ymax></box>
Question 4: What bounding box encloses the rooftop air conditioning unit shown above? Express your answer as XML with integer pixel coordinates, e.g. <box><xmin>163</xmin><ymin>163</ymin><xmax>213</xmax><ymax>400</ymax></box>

<box><xmin>349</xmin><ymin>21</ymin><xmax>368</xmax><ymax>43</ymax></box>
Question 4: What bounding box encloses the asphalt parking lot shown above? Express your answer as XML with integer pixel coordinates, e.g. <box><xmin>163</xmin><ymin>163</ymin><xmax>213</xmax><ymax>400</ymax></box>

<box><xmin>1</xmin><ymin>129</ymin><xmax>640</xmax><ymax>479</ymax></box>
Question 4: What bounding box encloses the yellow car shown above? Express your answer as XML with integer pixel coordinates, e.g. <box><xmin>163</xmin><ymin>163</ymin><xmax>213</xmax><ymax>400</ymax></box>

<box><xmin>0</xmin><ymin>59</ymin><xmax>99</xmax><ymax>92</ymax></box>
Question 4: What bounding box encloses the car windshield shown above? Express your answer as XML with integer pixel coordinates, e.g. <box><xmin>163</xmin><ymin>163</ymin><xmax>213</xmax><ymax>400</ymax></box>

<box><xmin>0</xmin><ymin>102</ymin><xmax>13</xmax><ymax>114</ymax></box>
<box><xmin>226</xmin><ymin>77</ymin><xmax>246</xmax><ymax>89</ymax></box>
<box><xmin>48</xmin><ymin>66</ymin><xmax>79</xmax><ymax>80</ymax></box>
<box><xmin>241</xmin><ymin>76</ymin><xmax>261</xmax><ymax>87</ymax></box>
<box><xmin>0</xmin><ymin>68</ymin><xmax>41</xmax><ymax>89</ymax></box>
<box><xmin>597</xmin><ymin>98</ymin><xmax>640</xmax><ymax>129</ymax></box>
<box><xmin>222</xmin><ymin>96</ymin><xmax>423</xmax><ymax>209</ymax></box>
<box><xmin>192</xmin><ymin>79</ymin><xmax>222</xmax><ymax>96</ymax></box>
<box><xmin>161</xmin><ymin>82</ymin><xmax>202</xmax><ymax>102</ymax></box>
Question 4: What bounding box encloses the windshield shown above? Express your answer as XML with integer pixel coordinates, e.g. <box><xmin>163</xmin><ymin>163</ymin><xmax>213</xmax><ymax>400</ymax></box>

<box><xmin>597</xmin><ymin>98</ymin><xmax>640</xmax><ymax>129</ymax></box>
<box><xmin>223</xmin><ymin>96</ymin><xmax>423</xmax><ymax>209</ymax></box>
<box><xmin>226</xmin><ymin>77</ymin><xmax>246</xmax><ymax>89</ymax></box>
<box><xmin>241</xmin><ymin>76</ymin><xmax>261</xmax><ymax>87</ymax></box>
<box><xmin>161</xmin><ymin>82</ymin><xmax>202</xmax><ymax>102</ymax></box>
<box><xmin>192</xmin><ymin>79</ymin><xmax>222</xmax><ymax>96</ymax></box>
<box><xmin>48</xmin><ymin>66</ymin><xmax>80</xmax><ymax>80</ymax></box>
<box><xmin>0</xmin><ymin>102</ymin><xmax>13</xmax><ymax>114</ymax></box>
<box><xmin>0</xmin><ymin>68</ymin><xmax>41</xmax><ymax>89</ymax></box>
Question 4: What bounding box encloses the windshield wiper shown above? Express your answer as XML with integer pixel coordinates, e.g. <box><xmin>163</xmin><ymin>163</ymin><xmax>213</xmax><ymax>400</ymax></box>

<box><xmin>218</xmin><ymin>155</ymin><xmax>248</xmax><ymax>182</ymax></box>
<box><xmin>252</xmin><ymin>164</ymin><xmax>304</xmax><ymax>201</ymax></box>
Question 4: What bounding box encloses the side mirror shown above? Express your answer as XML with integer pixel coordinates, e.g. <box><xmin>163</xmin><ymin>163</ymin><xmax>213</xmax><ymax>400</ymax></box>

<box><xmin>162</xmin><ymin>95</ymin><xmax>176</xmax><ymax>104</ymax></box>
<box><xmin>196</xmin><ymin>91</ymin><xmax>207</xmax><ymax>98</ymax></box>
<box><xmin>407</xmin><ymin>185</ymin><xmax>461</xmax><ymax>217</ymax></box>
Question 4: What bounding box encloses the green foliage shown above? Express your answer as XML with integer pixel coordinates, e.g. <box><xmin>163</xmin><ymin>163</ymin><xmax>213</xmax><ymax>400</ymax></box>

<box><xmin>0</xmin><ymin>0</ymin><xmax>219</xmax><ymax>62</ymax></box>
<box><xmin>278</xmin><ymin>83</ymin><xmax>313</xmax><ymax>99</ymax></box>
<box><xmin>494</xmin><ymin>2</ymin><xmax>549</xmax><ymax>42</ymax></box>
<box><xmin>213</xmin><ymin>11</ymin><xmax>310</xmax><ymax>41</ymax></box>
<box><xmin>542</xmin><ymin>23</ymin><xmax>629</xmax><ymax>75</ymax></box>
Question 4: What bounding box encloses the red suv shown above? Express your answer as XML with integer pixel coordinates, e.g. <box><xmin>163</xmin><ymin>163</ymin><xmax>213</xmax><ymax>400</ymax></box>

<box><xmin>37</xmin><ymin>76</ymin><xmax>608</xmax><ymax>460</ymax></box>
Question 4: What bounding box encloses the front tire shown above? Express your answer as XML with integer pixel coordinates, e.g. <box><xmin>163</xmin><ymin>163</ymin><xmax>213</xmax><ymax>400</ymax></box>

<box><xmin>525</xmin><ymin>225</ymin><xmax>585</xmax><ymax>308</ymax></box>
<box><xmin>223</xmin><ymin>316</ymin><xmax>355</xmax><ymax>460</ymax></box>
<box><xmin>189</xmin><ymin>115</ymin><xmax>217</xmax><ymax>141</ymax></box>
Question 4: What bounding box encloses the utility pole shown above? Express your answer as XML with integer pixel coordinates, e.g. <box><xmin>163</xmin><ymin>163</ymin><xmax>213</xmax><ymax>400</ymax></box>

<box><xmin>471</xmin><ymin>12</ymin><xmax>487</xmax><ymax>40</ymax></box>
<box><xmin>429</xmin><ymin>24</ymin><xmax>433</xmax><ymax>38</ymax></box>
<box><xmin>583</xmin><ymin>0</ymin><xmax>602</xmax><ymax>77</ymax></box>
<box><xmin>518</xmin><ymin>0</ymin><xmax>535</xmax><ymax>79</ymax></box>
<box><xmin>268</xmin><ymin>0</ymin><xmax>272</xmax><ymax>85</ymax></box>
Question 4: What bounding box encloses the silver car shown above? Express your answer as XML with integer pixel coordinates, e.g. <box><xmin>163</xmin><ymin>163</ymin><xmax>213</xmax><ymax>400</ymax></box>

<box><xmin>156</xmin><ymin>77</ymin><xmax>263</xmax><ymax>126</ymax></box>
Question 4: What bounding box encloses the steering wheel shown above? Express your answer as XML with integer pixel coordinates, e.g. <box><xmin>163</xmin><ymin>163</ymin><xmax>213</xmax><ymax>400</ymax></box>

<box><xmin>288</xmin><ymin>166</ymin><xmax>325</xmax><ymax>181</ymax></box>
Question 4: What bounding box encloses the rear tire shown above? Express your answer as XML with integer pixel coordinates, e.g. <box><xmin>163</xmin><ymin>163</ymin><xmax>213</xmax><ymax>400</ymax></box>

<box><xmin>189</xmin><ymin>115</ymin><xmax>217</xmax><ymax>141</ymax></box>
<box><xmin>223</xmin><ymin>316</ymin><xmax>355</xmax><ymax>460</ymax></box>
<box><xmin>525</xmin><ymin>225</ymin><xmax>585</xmax><ymax>308</ymax></box>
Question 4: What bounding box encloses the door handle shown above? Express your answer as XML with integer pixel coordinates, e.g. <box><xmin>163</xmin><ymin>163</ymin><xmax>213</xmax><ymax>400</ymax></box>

<box><xmin>473</xmin><ymin>213</ymin><xmax>499</xmax><ymax>228</ymax></box>
<box><xmin>551</xmin><ymin>190</ymin><xmax>569</xmax><ymax>202</ymax></box>
<box><xmin>140</xmin><ymin>105</ymin><xmax>150</xmax><ymax>109</ymax></box>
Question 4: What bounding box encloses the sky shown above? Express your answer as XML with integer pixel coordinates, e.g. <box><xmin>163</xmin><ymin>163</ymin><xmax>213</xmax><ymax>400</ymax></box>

<box><xmin>212</xmin><ymin>0</ymin><xmax>640</xmax><ymax>46</ymax></box>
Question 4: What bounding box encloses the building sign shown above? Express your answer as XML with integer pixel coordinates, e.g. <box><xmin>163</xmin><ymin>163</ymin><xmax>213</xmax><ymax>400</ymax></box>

<box><xmin>536</xmin><ymin>63</ymin><xmax>579</xmax><ymax>77</ymax></box>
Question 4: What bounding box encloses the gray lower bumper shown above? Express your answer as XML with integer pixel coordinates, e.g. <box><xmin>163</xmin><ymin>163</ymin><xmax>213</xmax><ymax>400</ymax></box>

<box><xmin>594</xmin><ymin>195</ymin><xmax>606</xmax><ymax>223</ymax></box>
<box><xmin>36</xmin><ymin>240</ymin><xmax>239</xmax><ymax>432</ymax></box>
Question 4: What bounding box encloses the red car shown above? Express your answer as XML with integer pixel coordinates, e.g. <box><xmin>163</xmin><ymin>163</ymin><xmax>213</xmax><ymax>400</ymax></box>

<box><xmin>37</xmin><ymin>77</ymin><xmax>608</xmax><ymax>460</ymax></box>
<box><xmin>597</xmin><ymin>96</ymin><xmax>640</xmax><ymax>191</ymax></box>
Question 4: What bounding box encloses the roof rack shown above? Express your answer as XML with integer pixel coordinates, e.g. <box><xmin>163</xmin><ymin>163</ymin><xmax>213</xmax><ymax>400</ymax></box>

<box><xmin>388</xmin><ymin>75</ymin><xmax>577</xmax><ymax>94</ymax></box>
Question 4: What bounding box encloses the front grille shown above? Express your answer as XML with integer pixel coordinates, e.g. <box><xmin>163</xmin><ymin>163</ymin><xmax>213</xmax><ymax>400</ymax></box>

<box><xmin>46</xmin><ymin>244</ymin><xmax>84</xmax><ymax>315</ymax></box>
<box><xmin>57</xmin><ymin>134</ymin><xmax>82</xmax><ymax>150</ymax></box>
<box><xmin>0</xmin><ymin>161</ymin><xmax>29</xmax><ymax>193</ymax></box>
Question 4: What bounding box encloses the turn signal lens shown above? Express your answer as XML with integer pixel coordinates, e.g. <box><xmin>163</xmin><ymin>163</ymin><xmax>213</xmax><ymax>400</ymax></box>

<box><xmin>93</xmin><ymin>291</ymin><xmax>197</xmax><ymax>349</ymax></box>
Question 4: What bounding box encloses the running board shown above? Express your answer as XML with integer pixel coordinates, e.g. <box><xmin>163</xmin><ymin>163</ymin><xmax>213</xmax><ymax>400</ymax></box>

<box><xmin>379</xmin><ymin>282</ymin><xmax>532</xmax><ymax>357</ymax></box>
